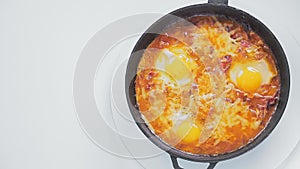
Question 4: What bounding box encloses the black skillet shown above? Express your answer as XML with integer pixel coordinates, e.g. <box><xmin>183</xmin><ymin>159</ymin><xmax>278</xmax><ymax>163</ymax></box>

<box><xmin>125</xmin><ymin>0</ymin><xmax>290</xmax><ymax>168</ymax></box>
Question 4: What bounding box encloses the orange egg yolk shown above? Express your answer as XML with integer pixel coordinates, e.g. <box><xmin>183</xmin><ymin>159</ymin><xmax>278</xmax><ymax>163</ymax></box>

<box><xmin>236</xmin><ymin>66</ymin><xmax>262</xmax><ymax>93</ymax></box>
<box><xmin>177</xmin><ymin>121</ymin><xmax>201</xmax><ymax>143</ymax></box>
<box><xmin>165</xmin><ymin>56</ymin><xmax>190</xmax><ymax>81</ymax></box>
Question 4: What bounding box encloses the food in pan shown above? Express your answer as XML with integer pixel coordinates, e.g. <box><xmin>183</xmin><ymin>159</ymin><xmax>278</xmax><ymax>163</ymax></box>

<box><xmin>135</xmin><ymin>15</ymin><xmax>280</xmax><ymax>155</ymax></box>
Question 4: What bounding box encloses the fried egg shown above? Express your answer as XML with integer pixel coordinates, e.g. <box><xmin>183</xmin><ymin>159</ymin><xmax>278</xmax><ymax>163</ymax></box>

<box><xmin>229</xmin><ymin>59</ymin><xmax>274</xmax><ymax>93</ymax></box>
<box><xmin>155</xmin><ymin>47</ymin><xmax>198</xmax><ymax>87</ymax></box>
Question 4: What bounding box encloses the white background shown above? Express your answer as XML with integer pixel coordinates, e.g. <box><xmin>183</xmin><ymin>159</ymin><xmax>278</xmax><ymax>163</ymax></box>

<box><xmin>0</xmin><ymin>0</ymin><xmax>299</xmax><ymax>169</ymax></box>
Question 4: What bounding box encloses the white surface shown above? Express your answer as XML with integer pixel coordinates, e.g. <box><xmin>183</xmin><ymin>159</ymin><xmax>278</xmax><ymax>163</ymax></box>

<box><xmin>1</xmin><ymin>0</ymin><xmax>300</xmax><ymax>169</ymax></box>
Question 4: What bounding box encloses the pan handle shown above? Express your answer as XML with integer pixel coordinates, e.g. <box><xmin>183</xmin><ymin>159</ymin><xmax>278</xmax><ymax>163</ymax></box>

<box><xmin>208</xmin><ymin>0</ymin><xmax>228</xmax><ymax>5</ymax></box>
<box><xmin>170</xmin><ymin>156</ymin><xmax>218</xmax><ymax>169</ymax></box>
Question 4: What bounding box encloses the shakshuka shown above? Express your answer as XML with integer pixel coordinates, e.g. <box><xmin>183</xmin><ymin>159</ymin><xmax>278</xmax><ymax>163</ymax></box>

<box><xmin>134</xmin><ymin>15</ymin><xmax>280</xmax><ymax>155</ymax></box>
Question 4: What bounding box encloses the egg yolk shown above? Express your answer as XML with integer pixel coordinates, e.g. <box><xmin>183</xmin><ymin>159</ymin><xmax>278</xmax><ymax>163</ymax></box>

<box><xmin>236</xmin><ymin>66</ymin><xmax>262</xmax><ymax>93</ymax></box>
<box><xmin>165</xmin><ymin>57</ymin><xmax>190</xmax><ymax>81</ymax></box>
<box><xmin>177</xmin><ymin>121</ymin><xmax>201</xmax><ymax>143</ymax></box>
<box><xmin>155</xmin><ymin>48</ymin><xmax>197</xmax><ymax>84</ymax></box>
